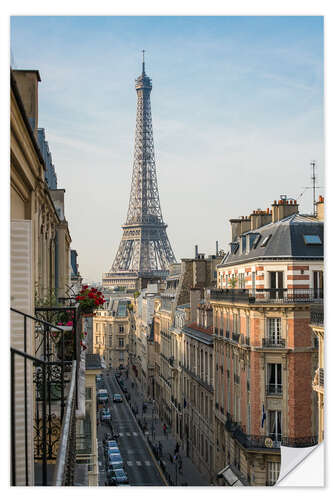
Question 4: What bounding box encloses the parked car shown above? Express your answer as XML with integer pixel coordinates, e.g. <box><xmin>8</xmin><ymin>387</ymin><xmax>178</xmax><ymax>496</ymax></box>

<box><xmin>107</xmin><ymin>453</ymin><xmax>123</xmax><ymax>470</ymax></box>
<box><xmin>113</xmin><ymin>393</ymin><xmax>123</xmax><ymax>403</ymax></box>
<box><xmin>107</xmin><ymin>468</ymin><xmax>128</xmax><ymax>485</ymax></box>
<box><xmin>100</xmin><ymin>408</ymin><xmax>112</xmax><ymax>422</ymax></box>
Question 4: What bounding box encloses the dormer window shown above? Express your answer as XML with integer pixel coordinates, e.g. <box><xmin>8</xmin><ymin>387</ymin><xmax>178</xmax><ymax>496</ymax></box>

<box><xmin>261</xmin><ymin>234</ymin><xmax>272</xmax><ymax>247</ymax></box>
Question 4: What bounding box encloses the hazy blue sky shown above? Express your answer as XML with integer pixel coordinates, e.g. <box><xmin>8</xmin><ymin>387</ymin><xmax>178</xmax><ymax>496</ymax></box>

<box><xmin>10</xmin><ymin>16</ymin><xmax>324</xmax><ymax>282</ymax></box>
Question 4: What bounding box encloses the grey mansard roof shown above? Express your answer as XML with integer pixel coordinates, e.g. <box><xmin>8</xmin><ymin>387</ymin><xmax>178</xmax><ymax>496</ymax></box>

<box><xmin>218</xmin><ymin>213</ymin><xmax>324</xmax><ymax>268</ymax></box>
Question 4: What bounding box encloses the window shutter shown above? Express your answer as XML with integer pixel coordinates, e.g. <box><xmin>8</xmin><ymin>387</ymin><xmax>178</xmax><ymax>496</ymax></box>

<box><xmin>10</xmin><ymin>219</ymin><xmax>34</xmax><ymax>485</ymax></box>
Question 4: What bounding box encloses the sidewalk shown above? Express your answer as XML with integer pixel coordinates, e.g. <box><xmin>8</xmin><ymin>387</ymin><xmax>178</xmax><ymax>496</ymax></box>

<box><xmin>117</xmin><ymin>372</ymin><xmax>209</xmax><ymax>486</ymax></box>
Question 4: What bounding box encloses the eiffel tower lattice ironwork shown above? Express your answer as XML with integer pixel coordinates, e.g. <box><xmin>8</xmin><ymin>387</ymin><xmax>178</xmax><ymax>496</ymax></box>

<box><xmin>103</xmin><ymin>55</ymin><xmax>176</xmax><ymax>289</ymax></box>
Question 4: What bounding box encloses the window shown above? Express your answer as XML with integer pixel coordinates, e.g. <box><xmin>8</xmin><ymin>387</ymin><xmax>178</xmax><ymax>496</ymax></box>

<box><xmin>313</xmin><ymin>271</ymin><xmax>324</xmax><ymax>299</ymax></box>
<box><xmin>119</xmin><ymin>338</ymin><xmax>124</xmax><ymax>348</ymax></box>
<box><xmin>267</xmin><ymin>461</ymin><xmax>281</xmax><ymax>486</ymax></box>
<box><xmin>85</xmin><ymin>387</ymin><xmax>92</xmax><ymax>400</ymax></box>
<box><xmin>267</xmin><ymin>363</ymin><xmax>282</xmax><ymax>394</ymax></box>
<box><xmin>261</xmin><ymin>234</ymin><xmax>272</xmax><ymax>247</ymax></box>
<box><xmin>238</xmin><ymin>273</ymin><xmax>245</xmax><ymax>288</ymax></box>
<box><xmin>119</xmin><ymin>352</ymin><xmax>124</xmax><ymax>361</ymax></box>
<box><xmin>253</xmin><ymin>234</ymin><xmax>261</xmax><ymax>248</ymax></box>
<box><xmin>268</xmin><ymin>318</ymin><xmax>281</xmax><ymax>344</ymax></box>
<box><xmin>268</xmin><ymin>410</ymin><xmax>282</xmax><ymax>442</ymax></box>
<box><xmin>304</xmin><ymin>234</ymin><xmax>322</xmax><ymax>245</ymax></box>
<box><xmin>119</xmin><ymin>325</ymin><xmax>124</xmax><ymax>333</ymax></box>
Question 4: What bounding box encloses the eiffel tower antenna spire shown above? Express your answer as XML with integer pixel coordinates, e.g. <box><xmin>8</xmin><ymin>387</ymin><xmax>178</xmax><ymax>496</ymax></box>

<box><xmin>103</xmin><ymin>57</ymin><xmax>176</xmax><ymax>290</ymax></box>
<box><xmin>142</xmin><ymin>49</ymin><xmax>145</xmax><ymax>74</ymax></box>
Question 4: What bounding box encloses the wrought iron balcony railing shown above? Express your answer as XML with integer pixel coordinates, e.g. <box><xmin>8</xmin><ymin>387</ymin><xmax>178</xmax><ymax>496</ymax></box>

<box><xmin>225</xmin><ymin>415</ymin><xmax>318</xmax><ymax>450</ymax></box>
<box><xmin>11</xmin><ymin>304</ymin><xmax>82</xmax><ymax>486</ymax></box>
<box><xmin>310</xmin><ymin>304</ymin><xmax>324</xmax><ymax>326</ymax></box>
<box><xmin>209</xmin><ymin>288</ymin><xmax>323</xmax><ymax>304</ymax></box>
<box><xmin>262</xmin><ymin>338</ymin><xmax>286</xmax><ymax>348</ymax></box>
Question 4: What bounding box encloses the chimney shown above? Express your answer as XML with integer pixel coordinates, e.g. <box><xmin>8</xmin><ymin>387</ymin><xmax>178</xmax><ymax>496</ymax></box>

<box><xmin>316</xmin><ymin>195</ymin><xmax>324</xmax><ymax>221</ymax></box>
<box><xmin>190</xmin><ymin>288</ymin><xmax>201</xmax><ymax>323</ymax></box>
<box><xmin>250</xmin><ymin>209</ymin><xmax>272</xmax><ymax>230</ymax></box>
<box><xmin>240</xmin><ymin>217</ymin><xmax>251</xmax><ymax>235</ymax></box>
<box><xmin>216</xmin><ymin>241</ymin><xmax>219</xmax><ymax>256</ymax></box>
<box><xmin>229</xmin><ymin>218</ymin><xmax>242</xmax><ymax>242</ymax></box>
<box><xmin>271</xmin><ymin>197</ymin><xmax>298</xmax><ymax>223</ymax></box>
<box><xmin>12</xmin><ymin>69</ymin><xmax>41</xmax><ymax>138</ymax></box>
<box><xmin>195</xmin><ymin>245</ymin><xmax>198</xmax><ymax>259</ymax></box>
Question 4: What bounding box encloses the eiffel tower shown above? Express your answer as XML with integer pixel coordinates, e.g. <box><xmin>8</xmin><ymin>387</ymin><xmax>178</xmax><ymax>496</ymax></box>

<box><xmin>103</xmin><ymin>53</ymin><xmax>176</xmax><ymax>290</ymax></box>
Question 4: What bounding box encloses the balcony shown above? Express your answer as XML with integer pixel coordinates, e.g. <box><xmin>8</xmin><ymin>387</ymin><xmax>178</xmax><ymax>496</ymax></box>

<box><xmin>262</xmin><ymin>338</ymin><xmax>286</xmax><ymax>348</ymax></box>
<box><xmin>266</xmin><ymin>384</ymin><xmax>283</xmax><ymax>395</ymax></box>
<box><xmin>232</xmin><ymin>332</ymin><xmax>240</xmax><ymax>343</ymax></box>
<box><xmin>209</xmin><ymin>288</ymin><xmax>323</xmax><ymax>305</ymax></box>
<box><xmin>180</xmin><ymin>363</ymin><xmax>213</xmax><ymax>393</ymax></box>
<box><xmin>310</xmin><ymin>304</ymin><xmax>324</xmax><ymax>327</ymax></box>
<box><xmin>225</xmin><ymin>416</ymin><xmax>318</xmax><ymax>450</ymax></box>
<box><xmin>11</xmin><ymin>303</ymin><xmax>82</xmax><ymax>486</ymax></box>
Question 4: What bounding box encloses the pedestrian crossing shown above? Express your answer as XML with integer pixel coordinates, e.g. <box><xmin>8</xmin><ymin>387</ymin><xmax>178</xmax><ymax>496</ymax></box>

<box><xmin>125</xmin><ymin>459</ymin><xmax>166</xmax><ymax>468</ymax></box>
<box><xmin>125</xmin><ymin>460</ymin><xmax>154</xmax><ymax>467</ymax></box>
<box><xmin>118</xmin><ymin>431</ymin><xmax>150</xmax><ymax>437</ymax></box>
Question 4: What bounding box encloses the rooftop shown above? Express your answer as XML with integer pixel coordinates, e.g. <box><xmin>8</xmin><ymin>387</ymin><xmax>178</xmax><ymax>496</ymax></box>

<box><xmin>219</xmin><ymin>213</ymin><xmax>323</xmax><ymax>267</ymax></box>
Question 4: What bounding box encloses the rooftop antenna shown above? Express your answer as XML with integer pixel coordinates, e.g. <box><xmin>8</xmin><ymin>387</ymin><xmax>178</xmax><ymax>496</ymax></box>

<box><xmin>297</xmin><ymin>161</ymin><xmax>322</xmax><ymax>214</ymax></box>
<box><xmin>310</xmin><ymin>161</ymin><xmax>317</xmax><ymax>216</ymax></box>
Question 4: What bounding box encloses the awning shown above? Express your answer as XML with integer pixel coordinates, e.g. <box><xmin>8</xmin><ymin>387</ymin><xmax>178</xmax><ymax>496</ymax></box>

<box><xmin>217</xmin><ymin>464</ymin><xmax>247</xmax><ymax>486</ymax></box>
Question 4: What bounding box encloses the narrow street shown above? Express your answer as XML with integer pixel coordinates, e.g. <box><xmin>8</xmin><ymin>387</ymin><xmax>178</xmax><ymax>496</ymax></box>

<box><xmin>97</xmin><ymin>371</ymin><xmax>166</xmax><ymax>486</ymax></box>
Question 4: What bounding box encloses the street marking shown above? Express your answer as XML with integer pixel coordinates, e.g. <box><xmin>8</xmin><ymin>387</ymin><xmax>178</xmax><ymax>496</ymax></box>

<box><xmin>119</xmin><ymin>433</ymin><xmax>124</xmax><ymax>436</ymax></box>
<box><xmin>145</xmin><ymin>431</ymin><xmax>149</xmax><ymax>435</ymax></box>
<box><xmin>126</xmin><ymin>432</ymin><xmax>131</xmax><ymax>436</ymax></box>
<box><xmin>127</xmin><ymin>461</ymin><xmax>133</xmax><ymax>466</ymax></box>
<box><xmin>144</xmin><ymin>461</ymin><xmax>151</xmax><ymax>466</ymax></box>
<box><xmin>136</xmin><ymin>461</ymin><xmax>142</xmax><ymax>466</ymax></box>
<box><xmin>133</xmin><ymin>432</ymin><xmax>138</xmax><ymax>436</ymax></box>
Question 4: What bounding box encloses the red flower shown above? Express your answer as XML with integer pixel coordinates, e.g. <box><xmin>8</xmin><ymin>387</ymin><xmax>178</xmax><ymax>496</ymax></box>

<box><xmin>88</xmin><ymin>292</ymin><xmax>94</xmax><ymax>298</ymax></box>
<box><xmin>66</xmin><ymin>321</ymin><xmax>73</xmax><ymax>326</ymax></box>
<box><xmin>83</xmin><ymin>285</ymin><xmax>89</xmax><ymax>289</ymax></box>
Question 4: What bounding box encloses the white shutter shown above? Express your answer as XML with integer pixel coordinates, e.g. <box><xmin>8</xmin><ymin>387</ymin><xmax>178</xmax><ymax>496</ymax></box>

<box><xmin>10</xmin><ymin>219</ymin><xmax>34</xmax><ymax>485</ymax></box>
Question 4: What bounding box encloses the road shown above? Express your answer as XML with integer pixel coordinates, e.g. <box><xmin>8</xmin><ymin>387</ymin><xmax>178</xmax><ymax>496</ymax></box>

<box><xmin>97</xmin><ymin>371</ymin><xmax>165</xmax><ymax>486</ymax></box>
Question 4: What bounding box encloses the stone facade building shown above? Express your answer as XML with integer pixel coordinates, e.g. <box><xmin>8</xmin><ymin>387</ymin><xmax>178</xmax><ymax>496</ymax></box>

<box><xmin>210</xmin><ymin>196</ymin><xmax>323</xmax><ymax>486</ymax></box>
<box><xmin>93</xmin><ymin>298</ymin><xmax>131</xmax><ymax>370</ymax></box>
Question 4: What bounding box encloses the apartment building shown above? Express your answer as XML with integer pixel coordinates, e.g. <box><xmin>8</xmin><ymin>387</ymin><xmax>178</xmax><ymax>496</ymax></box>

<box><xmin>211</xmin><ymin>196</ymin><xmax>323</xmax><ymax>486</ymax></box>
<box><xmin>93</xmin><ymin>298</ymin><xmax>130</xmax><ymax>370</ymax></box>
<box><xmin>10</xmin><ymin>68</ymin><xmax>89</xmax><ymax>486</ymax></box>
<box><xmin>180</xmin><ymin>289</ymin><xmax>215</xmax><ymax>482</ymax></box>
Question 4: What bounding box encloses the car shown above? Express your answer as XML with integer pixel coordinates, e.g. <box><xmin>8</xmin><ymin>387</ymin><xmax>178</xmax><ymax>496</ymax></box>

<box><xmin>107</xmin><ymin>454</ymin><xmax>123</xmax><ymax>470</ymax></box>
<box><xmin>104</xmin><ymin>444</ymin><xmax>120</xmax><ymax>456</ymax></box>
<box><xmin>113</xmin><ymin>393</ymin><xmax>123</xmax><ymax>403</ymax></box>
<box><xmin>97</xmin><ymin>389</ymin><xmax>109</xmax><ymax>404</ymax></box>
<box><xmin>100</xmin><ymin>408</ymin><xmax>111</xmax><ymax>422</ymax></box>
<box><xmin>107</xmin><ymin>468</ymin><xmax>128</xmax><ymax>486</ymax></box>
<box><xmin>104</xmin><ymin>439</ymin><xmax>118</xmax><ymax>448</ymax></box>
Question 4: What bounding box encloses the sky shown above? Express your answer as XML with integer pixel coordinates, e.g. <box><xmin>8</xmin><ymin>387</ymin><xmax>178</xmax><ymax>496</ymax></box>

<box><xmin>10</xmin><ymin>16</ymin><xmax>324</xmax><ymax>283</ymax></box>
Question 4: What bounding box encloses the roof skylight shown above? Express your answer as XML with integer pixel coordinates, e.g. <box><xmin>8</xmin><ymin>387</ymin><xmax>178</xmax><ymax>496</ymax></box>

<box><xmin>303</xmin><ymin>234</ymin><xmax>322</xmax><ymax>245</ymax></box>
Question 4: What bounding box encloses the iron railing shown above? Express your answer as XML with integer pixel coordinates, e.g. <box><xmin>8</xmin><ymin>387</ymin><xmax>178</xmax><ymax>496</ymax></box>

<box><xmin>310</xmin><ymin>304</ymin><xmax>324</xmax><ymax>326</ymax></box>
<box><xmin>209</xmin><ymin>288</ymin><xmax>323</xmax><ymax>304</ymax></box>
<box><xmin>10</xmin><ymin>305</ymin><xmax>81</xmax><ymax>486</ymax></box>
<box><xmin>225</xmin><ymin>415</ymin><xmax>318</xmax><ymax>450</ymax></box>
<box><xmin>180</xmin><ymin>363</ymin><xmax>214</xmax><ymax>393</ymax></box>
<box><xmin>262</xmin><ymin>338</ymin><xmax>286</xmax><ymax>348</ymax></box>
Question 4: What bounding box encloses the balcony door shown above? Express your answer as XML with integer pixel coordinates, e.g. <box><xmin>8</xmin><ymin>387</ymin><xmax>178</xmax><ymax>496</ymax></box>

<box><xmin>268</xmin><ymin>410</ymin><xmax>282</xmax><ymax>443</ymax></box>
<box><xmin>313</xmin><ymin>271</ymin><xmax>324</xmax><ymax>299</ymax></box>
<box><xmin>269</xmin><ymin>271</ymin><xmax>284</xmax><ymax>299</ymax></box>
